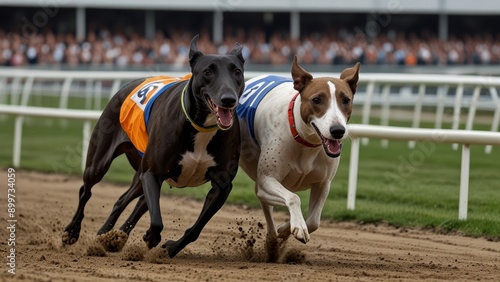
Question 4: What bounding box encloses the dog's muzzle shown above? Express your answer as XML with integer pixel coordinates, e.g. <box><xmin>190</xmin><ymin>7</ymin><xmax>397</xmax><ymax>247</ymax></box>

<box><xmin>311</xmin><ymin>123</ymin><xmax>343</xmax><ymax>158</ymax></box>
<box><xmin>205</xmin><ymin>95</ymin><xmax>237</xmax><ymax>130</ymax></box>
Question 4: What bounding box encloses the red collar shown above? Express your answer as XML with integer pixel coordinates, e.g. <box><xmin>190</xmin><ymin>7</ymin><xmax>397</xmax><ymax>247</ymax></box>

<box><xmin>288</xmin><ymin>93</ymin><xmax>321</xmax><ymax>148</ymax></box>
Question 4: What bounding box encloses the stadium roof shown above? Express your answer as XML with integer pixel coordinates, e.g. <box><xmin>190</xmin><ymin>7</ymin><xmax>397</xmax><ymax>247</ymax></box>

<box><xmin>3</xmin><ymin>0</ymin><xmax>500</xmax><ymax>14</ymax></box>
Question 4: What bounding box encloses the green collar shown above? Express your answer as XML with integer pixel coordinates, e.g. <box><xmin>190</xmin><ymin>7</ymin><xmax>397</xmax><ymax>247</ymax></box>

<box><xmin>181</xmin><ymin>83</ymin><xmax>219</xmax><ymax>132</ymax></box>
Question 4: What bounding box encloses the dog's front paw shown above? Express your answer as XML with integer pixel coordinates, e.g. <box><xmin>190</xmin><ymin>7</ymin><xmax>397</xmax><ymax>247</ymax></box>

<box><xmin>290</xmin><ymin>221</ymin><xmax>310</xmax><ymax>244</ymax></box>
<box><xmin>278</xmin><ymin>221</ymin><xmax>309</xmax><ymax>243</ymax></box>
<box><xmin>161</xmin><ymin>240</ymin><xmax>179</xmax><ymax>258</ymax></box>
<box><xmin>143</xmin><ymin>227</ymin><xmax>161</xmax><ymax>249</ymax></box>
<box><xmin>292</xmin><ymin>228</ymin><xmax>310</xmax><ymax>244</ymax></box>
<box><xmin>62</xmin><ymin>225</ymin><xmax>81</xmax><ymax>245</ymax></box>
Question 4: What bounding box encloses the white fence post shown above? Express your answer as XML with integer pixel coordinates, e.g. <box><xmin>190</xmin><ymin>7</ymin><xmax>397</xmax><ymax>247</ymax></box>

<box><xmin>94</xmin><ymin>80</ymin><xmax>103</xmax><ymax>110</ymax></box>
<box><xmin>409</xmin><ymin>84</ymin><xmax>426</xmax><ymax>149</ymax></box>
<box><xmin>110</xmin><ymin>79</ymin><xmax>122</xmax><ymax>100</ymax></box>
<box><xmin>347</xmin><ymin>137</ymin><xmax>360</xmax><ymax>210</ymax></box>
<box><xmin>82</xmin><ymin>120</ymin><xmax>92</xmax><ymax>171</ymax></box>
<box><xmin>465</xmin><ymin>86</ymin><xmax>481</xmax><ymax>131</ymax></box>
<box><xmin>10</xmin><ymin>77</ymin><xmax>21</xmax><ymax>105</ymax></box>
<box><xmin>20</xmin><ymin>76</ymin><xmax>35</xmax><ymax>106</ymax></box>
<box><xmin>435</xmin><ymin>85</ymin><xmax>448</xmax><ymax>129</ymax></box>
<box><xmin>452</xmin><ymin>84</ymin><xmax>464</xmax><ymax>150</ymax></box>
<box><xmin>459</xmin><ymin>144</ymin><xmax>471</xmax><ymax>220</ymax></box>
<box><xmin>380</xmin><ymin>84</ymin><xmax>391</xmax><ymax>148</ymax></box>
<box><xmin>0</xmin><ymin>77</ymin><xmax>6</xmax><ymax>121</ymax></box>
<box><xmin>85</xmin><ymin>79</ymin><xmax>93</xmax><ymax>110</ymax></box>
<box><xmin>13</xmin><ymin>115</ymin><xmax>24</xmax><ymax>168</ymax></box>
<box><xmin>485</xmin><ymin>98</ymin><xmax>500</xmax><ymax>154</ymax></box>
<box><xmin>59</xmin><ymin>77</ymin><xmax>73</xmax><ymax>127</ymax></box>
<box><xmin>361</xmin><ymin>81</ymin><xmax>375</xmax><ymax>146</ymax></box>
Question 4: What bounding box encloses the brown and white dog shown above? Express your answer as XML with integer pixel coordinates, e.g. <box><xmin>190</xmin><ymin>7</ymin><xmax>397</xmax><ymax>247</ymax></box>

<box><xmin>237</xmin><ymin>57</ymin><xmax>360</xmax><ymax>256</ymax></box>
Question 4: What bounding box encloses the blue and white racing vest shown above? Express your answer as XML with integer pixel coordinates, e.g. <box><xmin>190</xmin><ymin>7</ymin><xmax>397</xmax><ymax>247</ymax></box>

<box><xmin>236</xmin><ymin>75</ymin><xmax>292</xmax><ymax>143</ymax></box>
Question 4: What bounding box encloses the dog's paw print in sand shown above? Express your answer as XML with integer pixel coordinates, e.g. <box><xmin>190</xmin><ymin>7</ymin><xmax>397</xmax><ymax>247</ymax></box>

<box><xmin>96</xmin><ymin>229</ymin><xmax>129</xmax><ymax>252</ymax></box>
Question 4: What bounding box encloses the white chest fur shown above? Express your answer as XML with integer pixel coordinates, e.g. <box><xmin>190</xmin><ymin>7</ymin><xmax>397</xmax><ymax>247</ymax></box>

<box><xmin>166</xmin><ymin>131</ymin><xmax>217</xmax><ymax>188</ymax></box>
<box><xmin>282</xmin><ymin>149</ymin><xmax>339</xmax><ymax>192</ymax></box>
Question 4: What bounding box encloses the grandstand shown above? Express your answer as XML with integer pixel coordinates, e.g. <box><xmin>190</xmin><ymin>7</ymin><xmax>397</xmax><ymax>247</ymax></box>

<box><xmin>0</xmin><ymin>0</ymin><xmax>499</xmax><ymax>73</ymax></box>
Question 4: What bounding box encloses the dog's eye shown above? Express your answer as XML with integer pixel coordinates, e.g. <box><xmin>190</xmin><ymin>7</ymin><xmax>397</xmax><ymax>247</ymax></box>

<box><xmin>342</xmin><ymin>97</ymin><xmax>351</xmax><ymax>105</ymax></box>
<box><xmin>311</xmin><ymin>97</ymin><xmax>322</xmax><ymax>105</ymax></box>
<box><xmin>203</xmin><ymin>69</ymin><xmax>212</xmax><ymax>76</ymax></box>
<box><xmin>234</xmin><ymin>69</ymin><xmax>242</xmax><ymax>76</ymax></box>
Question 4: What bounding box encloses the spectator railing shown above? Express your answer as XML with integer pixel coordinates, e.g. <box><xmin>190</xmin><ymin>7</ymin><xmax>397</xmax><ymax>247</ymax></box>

<box><xmin>346</xmin><ymin>124</ymin><xmax>500</xmax><ymax>221</ymax></box>
<box><xmin>1</xmin><ymin>68</ymin><xmax>499</xmax><ymax>154</ymax></box>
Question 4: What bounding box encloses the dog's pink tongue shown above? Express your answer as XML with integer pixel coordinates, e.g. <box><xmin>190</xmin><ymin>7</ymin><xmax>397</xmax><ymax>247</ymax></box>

<box><xmin>217</xmin><ymin>107</ymin><xmax>233</xmax><ymax>128</ymax></box>
<box><xmin>326</xmin><ymin>139</ymin><xmax>341</xmax><ymax>155</ymax></box>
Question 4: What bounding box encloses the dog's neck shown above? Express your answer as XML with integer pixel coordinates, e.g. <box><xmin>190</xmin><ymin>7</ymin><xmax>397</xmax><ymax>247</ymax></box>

<box><xmin>183</xmin><ymin>80</ymin><xmax>218</xmax><ymax>132</ymax></box>
<box><xmin>292</xmin><ymin>94</ymin><xmax>322</xmax><ymax>146</ymax></box>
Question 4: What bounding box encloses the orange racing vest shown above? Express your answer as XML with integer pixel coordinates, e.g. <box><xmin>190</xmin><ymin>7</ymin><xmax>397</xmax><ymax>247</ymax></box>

<box><xmin>119</xmin><ymin>74</ymin><xmax>192</xmax><ymax>155</ymax></box>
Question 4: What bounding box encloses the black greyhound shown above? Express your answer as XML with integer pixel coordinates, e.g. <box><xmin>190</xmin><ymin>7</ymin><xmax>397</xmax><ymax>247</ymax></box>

<box><xmin>62</xmin><ymin>35</ymin><xmax>245</xmax><ymax>258</ymax></box>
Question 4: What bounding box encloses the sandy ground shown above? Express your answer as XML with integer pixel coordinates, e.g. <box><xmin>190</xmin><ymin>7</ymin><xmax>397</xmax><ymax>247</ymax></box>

<box><xmin>0</xmin><ymin>170</ymin><xmax>499</xmax><ymax>282</ymax></box>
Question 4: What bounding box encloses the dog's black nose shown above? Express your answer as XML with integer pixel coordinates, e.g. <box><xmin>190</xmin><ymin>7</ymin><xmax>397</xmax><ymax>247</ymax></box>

<box><xmin>330</xmin><ymin>125</ymin><xmax>345</xmax><ymax>139</ymax></box>
<box><xmin>220</xmin><ymin>93</ymin><xmax>237</xmax><ymax>108</ymax></box>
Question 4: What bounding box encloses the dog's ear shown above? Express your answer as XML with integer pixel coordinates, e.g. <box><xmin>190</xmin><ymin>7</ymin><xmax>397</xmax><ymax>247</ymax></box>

<box><xmin>291</xmin><ymin>56</ymin><xmax>313</xmax><ymax>92</ymax></box>
<box><xmin>189</xmin><ymin>34</ymin><xmax>204</xmax><ymax>68</ymax></box>
<box><xmin>340</xmin><ymin>62</ymin><xmax>360</xmax><ymax>95</ymax></box>
<box><xmin>228</xmin><ymin>42</ymin><xmax>245</xmax><ymax>64</ymax></box>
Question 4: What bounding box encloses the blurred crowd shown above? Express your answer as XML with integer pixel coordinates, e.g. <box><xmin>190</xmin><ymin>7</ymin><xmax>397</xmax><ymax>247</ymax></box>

<box><xmin>1</xmin><ymin>27</ymin><xmax>499</xmax><ymax>67</ymax></box>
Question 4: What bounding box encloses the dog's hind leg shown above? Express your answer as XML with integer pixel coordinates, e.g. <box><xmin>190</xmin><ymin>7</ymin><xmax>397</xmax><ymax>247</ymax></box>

<box><xmin>95</xmin><ymin>171</ymin><xmax>145</xmax><ymax>252</ymax></box>
<box><xmin>97</xmin><ymin>170</ymin><xmax>143</xmax><ymax>236</ymax></box>
<box><xmin>96</xmin><ymin>148</ymin><xmax>142</xmax><ymax>235</ymax></box>
<box><xmin>100</xmin><ymin>147</ymin><xmax>147</xmax><ymax>237</ymax></box>
<box><xmin>91</xmin><ymin>149</ymin><xmax>145</xmax><ymax>252</ymax></box>
<box><xmin>125</xmin><ymin>148</ymin><xmax>142</xmax><ymax>171</ymax></box>
<box><xmin>118</xmin><ymin>195</ymin><xmax>148</xmax><ymax>235</ymax></box>
<box><xmin>109</xmin><ymin>148</ymin><xmax>149</xmax><ymax>236</ymax></box>
<box><xmin>62</xmin><ymin>131</ymin><xmax>130</xmax><ymax>245</ymax></box>
<box><xmin>161</xmin><ymin>183</ymin><xmax>233</xmax><ymax>258</ymax></box>
<box><xmin>115</xmin><ymin>153</ymin><xmax>148</xmax><ymax>235</ymax></box>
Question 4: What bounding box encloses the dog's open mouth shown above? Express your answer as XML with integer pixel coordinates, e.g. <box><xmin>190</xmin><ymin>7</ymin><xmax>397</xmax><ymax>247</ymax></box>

<box><xmin>311</xmin><ymin>123</ymin><xmax>342</xmax><ymax>158</ymax></box>
<box><xmin>204</xmin><ymin>95</ymin><xmax>234</xmax><ymax>130</ymax></box>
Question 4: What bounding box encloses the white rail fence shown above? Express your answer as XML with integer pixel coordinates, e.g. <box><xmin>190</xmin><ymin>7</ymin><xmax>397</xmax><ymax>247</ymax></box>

<box><xmin>1</xmin><ymin>69</ymin><xmax>500</xmax><ymax>220</ymax></box>
<box><xmin>347</xmin><ymin>124</ymin><xmax>500</xmax><ymax>221</ymax></box>
<box><xmin>0</xmin><ymin>104</ymin><xmax>101</xmax><ymax>171</ymax></box>
<box><xmin>1</xmin><ymin>68</ymin><xmax>499</xmax><ymax>153</ymax></box>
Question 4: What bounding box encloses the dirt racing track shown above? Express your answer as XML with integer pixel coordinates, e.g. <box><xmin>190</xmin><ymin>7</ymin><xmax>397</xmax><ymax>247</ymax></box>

<box><xmin>1</xmin><ymin>170</ymin><xmax>499</xmax><ymax>281</ymax></box>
